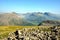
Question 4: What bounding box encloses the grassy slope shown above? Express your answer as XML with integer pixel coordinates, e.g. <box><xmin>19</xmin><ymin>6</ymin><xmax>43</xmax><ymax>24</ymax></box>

<box><xmin>0</xmin><ymin>26</ymin><xmax>56</xmax><ymax>39</ymax></box>
<box><xmin>0</xmin><ymin>26</ymin><xmax>51</xmax><ymax>39</ymax></box>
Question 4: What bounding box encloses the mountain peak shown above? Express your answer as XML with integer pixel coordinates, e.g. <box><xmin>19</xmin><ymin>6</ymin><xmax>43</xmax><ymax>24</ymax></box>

<box><xmin>44</xmin><ymin>12</ymin><xmax>51</xmax><ymax>16</ymax></box>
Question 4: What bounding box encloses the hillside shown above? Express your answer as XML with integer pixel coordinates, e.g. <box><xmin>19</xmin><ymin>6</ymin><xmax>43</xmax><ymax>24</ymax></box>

<box><xmin>24</xmin><ymin>12</ymin><xmax>60</xmax><ymax>25</ymax></box>
<box><xmin>0</xmin><ymin>13</ymin><xmax>34</xmax><ymax>26</ymax></box>
<box><xmin>0</xmin><ymin>12</ymin><xmax>60</xmax><ymax>26</ymax></box>
<box><xmin>0</xmin><ymin>26</ymin><xmax>52</xmax><ymax>39</ymax></box>
<box><xmin>0</xmin><ymin>26</ymin><xmax>60</xmax><ymax>40</ymax></box>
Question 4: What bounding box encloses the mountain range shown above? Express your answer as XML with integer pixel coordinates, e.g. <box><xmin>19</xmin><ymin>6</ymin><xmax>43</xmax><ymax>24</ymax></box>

<box><xmin>0</xmin><ymin>12</ymin><xmax>60</xmax><ymax>26</ymax></box>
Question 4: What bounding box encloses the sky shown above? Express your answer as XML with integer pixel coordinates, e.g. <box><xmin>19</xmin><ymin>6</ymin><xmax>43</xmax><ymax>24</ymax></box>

<box><xmin>0</xmin><ymin>0</ymin><xmax>60</xmax><ymax>14</ymax></box>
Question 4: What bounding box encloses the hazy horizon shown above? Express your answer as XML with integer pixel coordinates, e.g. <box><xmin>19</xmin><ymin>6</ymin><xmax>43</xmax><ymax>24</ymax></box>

<box><xmin>0</xmin><ymin>0</ymin><xmax>60</xmax><ymax>14</ymax></box>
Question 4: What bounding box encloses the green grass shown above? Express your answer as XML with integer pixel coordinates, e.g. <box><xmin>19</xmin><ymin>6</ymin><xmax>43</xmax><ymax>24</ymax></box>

<box><xmin>0</xmin><ymin>26</ymin><xmax>52</xmax><ymax>39</ymax></box>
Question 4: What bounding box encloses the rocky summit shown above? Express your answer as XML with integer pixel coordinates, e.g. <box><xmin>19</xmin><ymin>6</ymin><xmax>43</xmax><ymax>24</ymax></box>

<box><xmin>3</xmin><ymin>26</ymin><xmax>60</xmax><ymax>40</ymax></box>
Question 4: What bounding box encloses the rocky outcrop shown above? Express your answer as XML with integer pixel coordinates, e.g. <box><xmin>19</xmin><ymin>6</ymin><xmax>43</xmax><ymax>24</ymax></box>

<box><xmin>4</xmin><ymin>26</ymin><xmax>60</xmax><ymax>40</ymax></box>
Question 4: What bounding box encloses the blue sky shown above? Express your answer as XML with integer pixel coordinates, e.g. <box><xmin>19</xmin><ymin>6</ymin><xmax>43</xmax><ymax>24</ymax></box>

<box><xmin>0</xmin><ymin>0</ymin><xmax>60</xmax><ymax>14</ymax></box>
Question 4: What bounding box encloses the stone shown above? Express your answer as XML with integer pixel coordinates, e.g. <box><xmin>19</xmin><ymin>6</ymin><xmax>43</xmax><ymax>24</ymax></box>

<box><xmin>6</xmin><ymin>26</ymin><xmax>60</xmax><ymax>40</ymax></box>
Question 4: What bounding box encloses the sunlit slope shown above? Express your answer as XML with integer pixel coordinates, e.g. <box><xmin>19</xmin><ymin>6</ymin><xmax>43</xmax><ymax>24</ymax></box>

<box><xmin>0</xmin><ymin>13</ymin><xmax>34</xmax><ymax>26</ymax></box>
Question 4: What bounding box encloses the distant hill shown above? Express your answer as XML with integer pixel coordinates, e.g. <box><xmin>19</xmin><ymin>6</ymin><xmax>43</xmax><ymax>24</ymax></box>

<box><xmin>0</xmin><ymin>12</ymin><xmax>60</xmax><ymax>26</ymax></box>
<box><xmin>24</xmin><ymin>12</ymin><xmax>60</xmax><ymax>25</ymax></box>
<box><xmin>0</xmin><ymin>13</ymin><xmax>34</xmax><ymax>26</ymax></box>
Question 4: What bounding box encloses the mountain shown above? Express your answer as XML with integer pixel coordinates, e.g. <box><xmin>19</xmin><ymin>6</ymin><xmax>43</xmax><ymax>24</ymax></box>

<box><xmin>0</xmin><ymin>13</ymin><xmax>34</xmax><ymax>26</ymax></box>
<box><xmin>0</xmin><ymin>12</ymin><xmax>60</xmax><ymax>26</ymax></box>
<box><xmin>23</xmin><ymin>12</ymin><xmax>60</xmax><ymax>25</ymax></box>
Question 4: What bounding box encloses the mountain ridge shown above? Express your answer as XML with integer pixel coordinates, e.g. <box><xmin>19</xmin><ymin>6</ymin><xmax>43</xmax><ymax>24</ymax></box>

<box><xmin>0</xmin><ymin>12</ymin><xmax>60</xmax><ymax>26</ymax></box>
